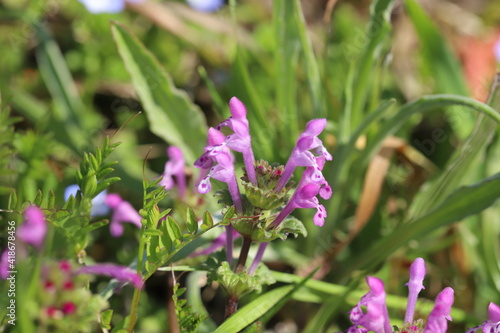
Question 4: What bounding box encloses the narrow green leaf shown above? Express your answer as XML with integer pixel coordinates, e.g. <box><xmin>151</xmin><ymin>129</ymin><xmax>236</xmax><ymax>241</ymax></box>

<box><xmin>166</xmin><ymin>216</ymin><xmax>183</xmax><ymax>246</ymax></box>
<box><xmin>186</xmin><ymin>207</ymin><xmax>198</xmax><ymax>234</ymax></box>
<box><xmin>201</xmin><ymin>211</ymin><xmax>214</xmax><ymax>230</ymax></box>
<box><xmin>409</xmin><ymin>77</ymin><xmax>500</xmax><ymax>219</ymax></box>
<box><xmin>348</xmin><ymin>0</ymin><xmax>395</xmax><ymax>132</ymax></box>
<box><xmin>214</xmin><ymin>271</ymin><xmax>314</xmax><ymax>332</ymax></box>
<box><xmin>111</xmin><ymin>21</ymin><xmax>207</xmax><ymax>164</ymax></box>
<box><xmin>404</xmin><ymin>0</ymin><xmax>473</xmax><ymax>138</ymax></box>
<box><xmin>34</xmin><ymin>22</ymin><xmax>100</xmax><ymax>155</ymax></box>
<box><xmin>8</xmin><ymin>190</ymin><xmax>17</xmax><ymax>210</ymax></box>
<box><xmin>47</xmin><ymin>189</ymin><xmax>55</xmax><ymax>209</ymax></box>
<box><xmin>213</xmin><ymin>286</ymin><xmax>294</xmax><ymax>333</ymax></box>
<box><xmin>342</xmin><ymin>172</ymin><xmax>500</xmax><ymax>277</ymax></box>
<box><xmin>363</xmin><ymin>94</ymin><xmax>500</xmax><ymax>168</ymax></box>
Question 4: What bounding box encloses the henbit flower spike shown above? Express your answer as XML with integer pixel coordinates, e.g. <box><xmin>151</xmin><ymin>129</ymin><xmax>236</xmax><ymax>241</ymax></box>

<box><xmin>423</xmin><ymin>287</ymin><xmax>454</xmax><ymax>333</ymax></box>
<box><xmin>76</xmin><ymin>263</ymin><xmax>143</xmax><ymax>289</ymax></box>
<box><xmin>186</xmin><ymin>0</ymin><xmax>224</xmax><ymax>12</ymax></box>
<box><xmin>18</xmin><ymin>206</ymin><xmax>47</xmax><ymax>249</ymax></box>
<box><xmin>347</xmin><ymin>258</ymin><xmax>455</xmax><ymax>333</ymax></box>
<box><xmin>78</xmin><ymin>0</ymin><xmax>144</xmax><ymax>14</ymax></box>
<box><xmin>466</xmin><ymin>302</ymin><xmax>500</xmax><ymax>333</ymax></box>
<box><xmin>405</xmin><ymin>257</ymin><xmax>426</xmax><ymax>324</ymax></box>
<box><xmin>274</xmin><ymin>118</ymin><xmax>332</xmax><ymax>192</ymax></box>
<box><xmin>160</xmin><ymin>146</ymin><xmax>187</xmax><ymax>200</ymax></box>
<box><xmin>215</xmin><ymin>97</ymin><xmax>257</xmax><ymax>185</ymax></box>
<box><xmin>105</xmin><ymin>194</ymin><xmax>142</xmax><ymax>237</ymax></box>
<box><xmin>271</xmin><ymin>158</ymin><xmax>332</xmax><ymax>228</ymax></box>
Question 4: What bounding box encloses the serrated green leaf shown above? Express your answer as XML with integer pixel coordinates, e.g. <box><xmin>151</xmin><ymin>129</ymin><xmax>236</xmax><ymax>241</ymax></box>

<box><xmin>33</xmin><ymin>190</ymin><xmax>43</xmax><ymax>206</ymax></box>
<box><xmin>47</xmin><ymin>189</ymin><xmax>55</xmax><ymax>209</ymax></box>
<box><xmin>111</xmin><ymin>21</ymin><xmax>207</xmax><ymax>164</ymax></box>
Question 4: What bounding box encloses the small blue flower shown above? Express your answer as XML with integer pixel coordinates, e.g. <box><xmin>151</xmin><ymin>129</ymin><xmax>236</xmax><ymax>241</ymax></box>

<box><xmin>64</xmin><ymin>184</ymin><xmax>110</xmax><ymax>217</ymax></box>
<box><xmin>494</xmin><ymin>35</ymin><xmax>500</xmax><ymax>64</ymax></box>
<box><xmin>186</xmin><ymin>0</ymin><xmax>225</xmax><ymax>12</ymax></box>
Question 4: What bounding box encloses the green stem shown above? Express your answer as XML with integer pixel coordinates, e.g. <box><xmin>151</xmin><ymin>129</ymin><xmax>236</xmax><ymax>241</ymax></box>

<box><xmin>127</xmin><ymin>232</ymin><xmax>146</xmax><ymax>332</ymax></box>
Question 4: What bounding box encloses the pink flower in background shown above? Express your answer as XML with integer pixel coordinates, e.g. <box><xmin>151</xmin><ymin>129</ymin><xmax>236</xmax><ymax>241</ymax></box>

<box><xmin>105</xmin><ymin>194</ymin><xmax>142</xmax><ymax>237</ymax></box>
<box><xmin>76</xmin><ymin>263</ymin><xmax>143</xmax><ymax>288</ymax></box>
<box><xmin>78</xmin><ymin>0</ymin><xmax>144</xmax><ymax>14</ymax></box>
<box><xmin>466</xmin><ymin>302</ymin><xmax>500</xmax><ymax>332</ymax></box>
<box><xmin>18</xmin><ymin>206</ymin><xmax>47</xmax><ymax>249</ymax></box>
<box><xmin>0</xmin><ymin>250</ymin><xmax>9</xmax><ymax>280</ymax></box>
<box><xmin>347</xmin><ymin>258</ymin><xmax>454</xmax><ymax>333</ymax></box>
<box><xmin>160</xmin><ymin>146</ymin><xmax>187</xmax><ymax>200</ymax></box>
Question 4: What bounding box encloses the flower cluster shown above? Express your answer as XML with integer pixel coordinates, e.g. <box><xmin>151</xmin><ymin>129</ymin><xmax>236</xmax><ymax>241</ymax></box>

<box><xmin>348</xmin><ymin>258</ymin><xmax>454</xmax><ymax>333</ymax></box>
<box><xmin>193</xmin><ymin>97</ymin><xmax>332</xmax><ymax>269</ymax></box>
<box><xmin>36</xmin><ymin>260</ymin><xmax>141</xmax><ymax>331</ymax></box>
<box><xmin>195</xmin><ymin>97</ymin><xmax>332</xmax><ymax>229</ymax></box>
<box><xmin>347</xmin><ymin>257</ymin><xmax>500</xmax><ymax>332</ymax></box>
<box><xmin>466</xmin><ymin>302</ymin><xmax>500</xmax><ymax>333</ymax></box>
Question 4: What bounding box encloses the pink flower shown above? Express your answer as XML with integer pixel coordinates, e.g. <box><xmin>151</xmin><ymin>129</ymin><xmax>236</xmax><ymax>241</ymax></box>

<box><xmin>105</xmin><ymin>194</ymin><xmax>142</xmax><ymax>237</ymax></box>
<box><xmin>347</xmin><ymin>258</ymin><xmax>454</xmax><ymax>333</ymax></box>
<box><xmin>18</xmin><ymin>206</ymin><xmax>47</xmax><ymax>249</ymax></box>
<box><xmin>466</xmin><ymin>302</ymin><xmax>500</xmax><ymax>332</ymax></box>
<box><xmin>160</xmin><ymin>146</ymin><xmax>187</xmax><ymax>199</ymax></box>
<box><xmin>274</xmin><ymin>118</ymin><xmax>332</xmax><ymax>192</ymax></box>
<box><xmin>76</xmin><ymin>263</ymin><xmax>143</xmax><ymax>288</ymax></box>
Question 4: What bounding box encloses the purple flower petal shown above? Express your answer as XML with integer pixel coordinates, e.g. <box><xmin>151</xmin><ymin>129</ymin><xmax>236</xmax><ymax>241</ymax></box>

<box><xmin>274</xmin><ymin>118</ymin><xmax>331</xmax><ymax>192</ymax></box>
<box><xmin>18</xmin><ymin>206</ymin><xmax>47</xmax><ymax>249</ymax></box>
<box><xmin>348</xmin><ymin>277</ymin><xmax>391</xmax><ymax>333</ymax></box>
<box><xmin>160</xmin><ymin>146</ymin><xmax>187</xmax><ymax>199</ymax></box>
<box><xmin>105</xmin><ymin>194</ymin><xmax>142</xmax><ymax>237</ymax></box>
<box><xmin>76</xmin><ymin>264</ymin><xmax>143</xmax><ymax>288</ymax></box>
<box><xmin>0</xmin><ymin>250</ymin><xmax>9</xmax><ymax>280</ymax></box>
<box><xmin>423</xmin><ymin>287</ymin><xmax>454</xmax><ymax>333</ymax></box>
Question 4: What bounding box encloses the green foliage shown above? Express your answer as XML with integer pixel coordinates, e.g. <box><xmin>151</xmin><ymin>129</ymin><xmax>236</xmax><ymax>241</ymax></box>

<box><xmin>110</xmin><ymin>21</ymin><xmax>208</xmax><ymax>165</ymax></box>
<box><xmin>208</xmin><ymin>261</ymin><xmax>276</xmax><ymax>297</ymax></box>
<box><xmin>172</xmin><ymin>283</ymin><xmax>207</xmax><ymax>332</ymax></box>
